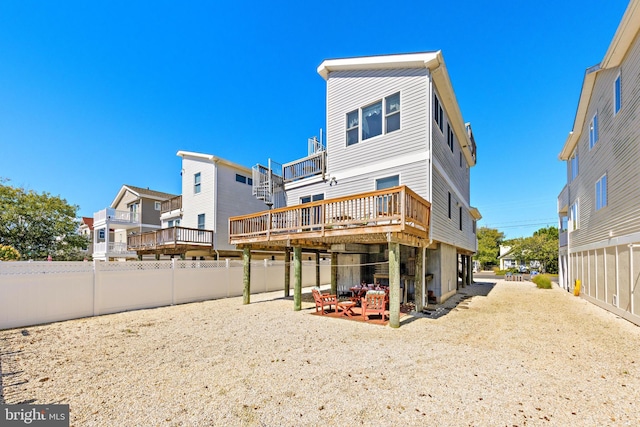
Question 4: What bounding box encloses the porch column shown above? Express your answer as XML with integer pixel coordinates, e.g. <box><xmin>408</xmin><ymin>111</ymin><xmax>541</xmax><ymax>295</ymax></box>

<box><xmin>461</xmin><ymin>255</ymin><xmax>467</xmax><ymax>288</ymax></box>
<box><xmin>293</xmin><ymin>246</ymin><xmax>302</xmax><ymax>311</ymax></box>
<box><xmin>467</xmin><ymin>255</ymin><xmax>473</xmax><ymax>286</ymax></box>
<box><xmin>243</xmin><ymin>247</ymin><xmax>251</xmax><ymax>305</ymax></box>
<box><xmin>331</xmin><ymin>252</ymin><xmax>338</xmax><ymax>296</ymax></box>
<box><xmin>315</xmin><ymin>252</ymin><xmax>321</xmax><ymax>288</ymax></box>
<box><xmin>389</xmin><ymin>241</ymin><xmax>401</xmax><ymax>328</ymax></box>
<box><xmin>414</xmin><ymin>246</ymin><xmax>424</xmax><ymax>312</ymax></box>
<box><xmin>284</xmin><ymin>247</ymin><xmax>291</xmax><ymax>297</ymax></box>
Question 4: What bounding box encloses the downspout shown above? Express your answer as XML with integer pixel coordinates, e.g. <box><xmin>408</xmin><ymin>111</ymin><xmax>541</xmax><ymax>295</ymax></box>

<box><xmin>213</xmin><ymin>160</ymin><xmax>220</xmax><ymax>260</ymax></box>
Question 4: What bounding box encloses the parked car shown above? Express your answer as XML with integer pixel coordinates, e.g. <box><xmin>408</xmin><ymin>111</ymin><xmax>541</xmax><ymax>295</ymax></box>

<box><xmin>531</xmin><ymin>271</ymin><xmax>539</xmax><ymax>278</ymax></box>
<box><xmin>519</xmin><ymin>266</ymin><xmax>530</xmax><ymax>274</ymax></box>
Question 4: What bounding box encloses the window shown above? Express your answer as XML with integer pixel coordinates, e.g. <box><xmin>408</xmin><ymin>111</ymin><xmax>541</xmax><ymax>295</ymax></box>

<box><xmin>362</xmin><ymin>101</ymin><xmax>383</xmax><ymax>141</ymax></box>
<box><xmin>98</xmin><ymin>229</ymin><xmax>105</xmax><ymax>240</ymax></box>
<box><xmin>375</xmin><ymin>175</ymin><xmax>399</xmax><ymax>190</ymax></box>
<box><xmin>247</xmin><ymin>177</ymin><xmax>253</xmax><ymax>185</ymax></box>
<box><xmin>376</xmin><ymin>175</ymin><xmax>400</xmax><ymax>215</ymax></box>
<box><xmin>447</xmin><ymin>124</ymin><xmax>454</xmax><ymax>152</ymax></box>
<box><xmin>614</xmin><ymin>73</ymin><xmax>622</xmax><ymax>115</ymax></box>
<box><xmin>448</xmin><ymin>192</ymin><xmax>452</xmax><ymax>219</ymax></box>
<box><xmin>434</xmin><ymin>94</ymin><xmax>444</xmax><ymax>132</ymax></box>
<box><xmin>155</xmin><ymin>201</ymin><xmax>161</xmax><ymax>211</ymax></box>
<box><xmin>235</xmin><ymin>174</ymin><xmax>247</xmax><ymax>184</ymax></box>
<box><xmin>459</xmin><ymin>207</ymin><xmax>463</xmax><ymax>231</ymax></box>
<box><xmin>589</xmin><ymin>113</ymin><xmax>599</xmax><ymax>149</ymax></box>
<box><xmin>460</xmin><ymin>152</ymin><xmax>463</xmax><ymax>168</ymax></box>
<box><xmin>197</xmin><ymin>214</ymin><xmax>205</xmax><ymax>230</ymax></box>
<box><xmin>168</xmin><ymin>220</ymin><xmax>174</xmax><ymax>227</ymax></box>
<box><xmin>595</xmin><ymin>174</ymin><xmax>607</xmax><ymax>211</ymax></box>
<box><xmin>570</xmin><ymin>149</ymin><xmax>579</xmax><ymax>182</ymax></box>
<box><xmin>472</xmin><ymin>220</ymin><xmax>476</xmax><ymax>234</ymax></box>
<box><xmin>194</xmin><ymin>172</ymin><xmax>201</xmax><ymax>194</ymax></box>
<box><xmin>346</xmin><ymin>92</ymin><xmax>401</xmax><ymax>146</ymax></box>
<box><xmin>570</xmin><ymin>201</ymin><xmax>579</xmax><ymax>230</ymax></box>
<box><xmin>301</xmin><ymin>194</ymin><xmax>324</xmax><ymax>228</ymax></box>
<box><xmin>385</xmin><ymin>92</ymin><xmax>400</xmax><ymax>133</ymax></box>
<box><xmin>346</xmin><ymin>110</ymin><xmax>359</xmax><ymax>146</ymax></box>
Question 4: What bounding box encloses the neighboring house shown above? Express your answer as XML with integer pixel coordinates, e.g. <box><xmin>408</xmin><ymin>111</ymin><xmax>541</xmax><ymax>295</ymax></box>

<box><xmin>557</xmin><ymin>0</ymin><xmax>640</xmax><ymax>326</ymax></box>
<box><xmin>78</xmin><ymin>216</ymin><xmax>94</xmax><ymax>256</ymax></box>
<box><xmin>498</xmin><ymin>245</ymin><xmax>540</xmax><ymax>271</ymax></box>
<box><xmin>230</xmin><ymin>51</ymin><xmax>481</xmax><ymax>325</ymax></box>
<box><xmin>93</xmin><ymin>185</ymin><xmax>177</xmax><ymax>261</ymax></box>
<box><xmin>128</xmin><ymin>151</ymin><xmax>271</xmax><ymax>259</ymax></box>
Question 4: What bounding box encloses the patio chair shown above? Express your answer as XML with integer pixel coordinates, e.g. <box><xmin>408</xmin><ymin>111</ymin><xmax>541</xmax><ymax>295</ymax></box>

<box><xmin>361</xmin><ymin>290</ymin><xmax>387</xmax><ymax>322</ymax></box>
<box><xmin>312</xmin><ymin>288</ymin><xmax>337</xmax><ymax>315</ymax></box>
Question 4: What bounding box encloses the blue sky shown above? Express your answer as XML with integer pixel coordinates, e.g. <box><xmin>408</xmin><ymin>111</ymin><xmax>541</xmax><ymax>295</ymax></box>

<box><xmin>0</xmin><ymin>0</ymin><xmax>631</xmax><ymax>239</ymax></box>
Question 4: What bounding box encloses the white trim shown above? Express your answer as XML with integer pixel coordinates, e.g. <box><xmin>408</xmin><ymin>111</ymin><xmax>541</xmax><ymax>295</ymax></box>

<box><xmin>604</xmin><ymin>246</ymin><xmax>608</xmax><ymax>304</ymax></box>
<box><xmin>616</xmin><ymin>245</ymin><xmax>620</xmax><ymax>308</ymax></box>
<box><xmin>317</xmin><ymin>52</ymin><xmax>441</xmax><ymax>79</ymax></box>
<box><xmin>284</xmin><ymin>175</ymin><xmax>325</xmax><ymax>191</ymax></box>
<box><xmin>177</xmin><ymin>150</ymin><xmax>252</xmax><ymax>174</ymax></box>
<box><xmin>569</xmin><ymin>229</ymin><xmax>640</xmax><ymax>253</ymax></box>
<box><xmin>328</xmin><ymin>151</ymin><xmax>429</xmax><ymax>186</ymax></box>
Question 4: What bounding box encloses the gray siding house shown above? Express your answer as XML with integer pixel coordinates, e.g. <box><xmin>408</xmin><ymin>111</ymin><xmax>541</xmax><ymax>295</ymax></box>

<box><xmin>558</xmin><ymin>0</ymin><xmax>640</xmax><ymax>326</ymax></box>
<box><xmin>230</xmin><ymin>51</ymin><xmax>481</xmax><ymax>325</ymax></box>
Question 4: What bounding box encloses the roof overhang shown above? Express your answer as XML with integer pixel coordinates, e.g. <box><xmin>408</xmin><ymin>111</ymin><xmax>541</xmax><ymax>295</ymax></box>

<box><xmin>317</xmin><ymin>51</ymin><xmax>476</xmax><ymax>167</ymax></box>
<box><xmin>177</xmin><ymin>150</ymin><xmax>252</xmax><ymax>173</ymax></box>
<box><xmin>559</xmin><ymin>0</ymin><xmax>640</xmax><ymax>161</ymax></box>
<box><xmin>469</xmin><ymin>207</ymin><xmax>482</xmax><ymax>220</ymax></box>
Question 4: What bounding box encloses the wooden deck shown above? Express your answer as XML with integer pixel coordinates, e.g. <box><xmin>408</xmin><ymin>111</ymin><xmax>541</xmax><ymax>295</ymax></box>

<box><xmin>229</xmin><ymin>185</ymin><xmax>431</xmax><ymax>250</ymax></box>
<box><xmin>127</xmin><ymin>226</ymin><xmax>213</xmax><ymax>255</ymax></box>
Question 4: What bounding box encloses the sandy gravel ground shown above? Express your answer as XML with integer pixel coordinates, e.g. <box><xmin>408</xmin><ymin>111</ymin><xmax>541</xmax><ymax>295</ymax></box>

<box><xmin>1</xmin><ymin>279</ymin><xmax>640</xmax><ymax>426</ymax></box>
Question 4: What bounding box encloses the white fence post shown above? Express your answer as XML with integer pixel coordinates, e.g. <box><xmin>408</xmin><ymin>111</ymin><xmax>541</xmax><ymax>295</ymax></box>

<box><xmin>171</xmin><ymin>258</ymin><xmax>176</xmax><ymax>305</ymax></box>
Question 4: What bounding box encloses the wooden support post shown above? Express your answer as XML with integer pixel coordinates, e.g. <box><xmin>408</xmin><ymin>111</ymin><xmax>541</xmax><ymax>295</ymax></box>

<box><xmin>315</xmin><ymin>252</ymin><xmax>321</xmax><ymax>288</ymax></box>
<box><xmin>467</xmin><ymin>255</ymin><xmax>473</xmax><ymax>286</ymax></box>
<box><xmin>389</xmin><ymin>241</ymin><xmax>401</xmax><ymax>328</ymax></box>
<box><xmin>294</xmin><ymin>247</ymin><xmax>302</xmax><ymax>311</ymax></box>
<box><xmin>415</xmin><ymin>246</ymin><xmax>424</xmax><ymax>312</ymax></box>
<box><xmin>284</xmin><ymin>247</ymin><xmax>291</xmax><ymax>297</ymax></box>
<box><xmin>243</xmin><ymin>247</ymin><xmax>251</xmax><ymax>305</ymax></box>
<box><xmin>461</xmin><ymin>255</ymin><xmax>467</xmax><ymax>288</ymax></box>
<box><xmin>331</xmin><ymin>252</ymin><xmax>338</xmax><ymax>296</ymax></box>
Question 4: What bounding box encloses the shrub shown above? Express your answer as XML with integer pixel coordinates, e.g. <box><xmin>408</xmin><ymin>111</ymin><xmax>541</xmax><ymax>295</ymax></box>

<box><xmin>532</xmin><ymin>273</ymin><xmax>553</xmax><ymax>289</ymax></box>
<box><xmin>0</xmin><ymin>244</ymin><xmax>21</xmax><ymax>261</ymax></box>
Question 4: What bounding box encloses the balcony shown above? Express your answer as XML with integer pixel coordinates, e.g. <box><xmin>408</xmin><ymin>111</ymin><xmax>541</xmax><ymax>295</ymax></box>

<box><xmin>127</xmin><ymin>226</ymin><xmax>214</xmax><ymax>255</ymax></box>
<box><xmin>558</xmin><ymin>184</ymin><xmax>568</xmax><ymax>214</ymax></box>
<box><xmin>282</xmin><ymin>151</ymin><xmax>326</xmax><ymax>183</ymax></box>
<box><xmin>94</xmin><ymin>208</ymin><xmax>140</xmax><ymax>228</ymax></box>
<box><xmin>229</xmin><ymin>185</ymin><xmax>431</xmax><ymax>249</ymax></box>
<box><xmin>161</xmin><ymin>195</ymin><xmax>182</xmax><ymax>214</ymax></box>
<box><xmin>559</xmin><ymin>230</ymin><xmax>568</xmax><ymax>248</ymax></box>
<box><xmin>94</xmin><ymin>242</ymin><xmax>138</xmax><ymax>259</ymax></box>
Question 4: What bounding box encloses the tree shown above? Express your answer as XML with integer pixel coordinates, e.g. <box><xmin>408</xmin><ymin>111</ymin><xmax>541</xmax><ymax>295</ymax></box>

<box><xmin>0</xmin><ymin>181</ymin><xmax>88</xmax><ymax>260</ymax></box>
<box><xmin>0</xmin><ymin>244</ymin><xmax>21</xmax><ymax>260</ymax></box>
<box><xmin>475</xmin><ymin>227</ymin><xmax>505</xmax><ymax>270</ymax></box>
<box><xmin>505</xmin><ymin>226</ymin><xmax>559</xmax><ymax>273</ymax></box>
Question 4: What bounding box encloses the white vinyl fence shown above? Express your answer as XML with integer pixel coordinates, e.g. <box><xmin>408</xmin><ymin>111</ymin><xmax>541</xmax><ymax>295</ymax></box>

<box><xmin>0</xmin><ymin>259</ymin><xmax>331</xmax><ymax>330</ymax></box>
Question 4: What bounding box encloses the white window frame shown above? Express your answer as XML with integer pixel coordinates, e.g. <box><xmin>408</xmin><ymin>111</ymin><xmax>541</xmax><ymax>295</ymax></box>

<box><xmin>589</xmin><ymin>112</ymin><xmax>599</xmax><ymax>149</ymax></box>
<box><xmin>614</xmin><ymin>73</ymin><xmax>622</xmax><ymax>116</ymax></box>
<box><xmin>570</xmin><ymin>149</ymin><xmax>579</xmax><ymax>182</ymax></box>
<box><xmin>154</xmin><ymin>201</ymin><xmax>161</xmax><ymax>211</ymax></box>
<box><xmin>346</xmin><ymin>92</ymin><xmax>400</xmax><ymax>147</ymax></box>
<box><xmin>197</xmin><ymin>213</ymin><xmax>205</xmax><ymax>230</ymax></box>
<box><xmin>194</xmin><ymin>172</ymin><xmax>201</xmax><ymax>194</ymax></box>
<box><xmin>595</xmin><ymin>174</ymin><xmax>607</xmax><ymax>211</ymax></box>
<box><xmin>570</xmin><ymin>200</ymin><xmax>579</xmax><ymax>231</ymax></box>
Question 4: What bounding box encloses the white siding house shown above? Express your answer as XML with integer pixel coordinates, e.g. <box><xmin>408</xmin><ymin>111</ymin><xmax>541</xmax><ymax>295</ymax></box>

<box><xmin>558</xmin><ymin>0</ymin><xmax>640</xmax><ymax>326</ymax></box>
<box><xmin>237</xmin><ymin>51</ymin><xmax>481</xmax><ymax>308</ymax></box>
<box><xmin>175</xmin><ymin>151</ymin><xmax>270</xmax><ymax>258</ymax></box>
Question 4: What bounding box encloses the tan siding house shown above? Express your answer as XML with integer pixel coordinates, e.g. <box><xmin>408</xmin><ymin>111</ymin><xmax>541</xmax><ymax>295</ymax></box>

<box><xmin>558</xmin><ymin>0</ymin><xmax>640</xmax><ymax>326</ymax></box>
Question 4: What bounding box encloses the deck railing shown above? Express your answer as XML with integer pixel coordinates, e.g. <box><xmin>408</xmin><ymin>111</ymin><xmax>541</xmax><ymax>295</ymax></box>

<box><xmin>282</xmin><ymin>151</ymin><xmax>326</xmax><ymax>183</ymax></box>
<box><xmin>128</xmin><ymin>226</ymin><xmax>213</xmax><ymax>251</ymax></box>
<box><xmin>94</xmin><ymin>208</ymin><xmax>140</xmax><ymax>225</ymax></box>
<box><xmin>161</xmin><ymin>195</ymin><xmax>182</xmax><ymax>214</ymax></box>
<box><xmin>229</xmin><ymin>185</ymin><xmax>430</xmax><ymax>243</ymax></box>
